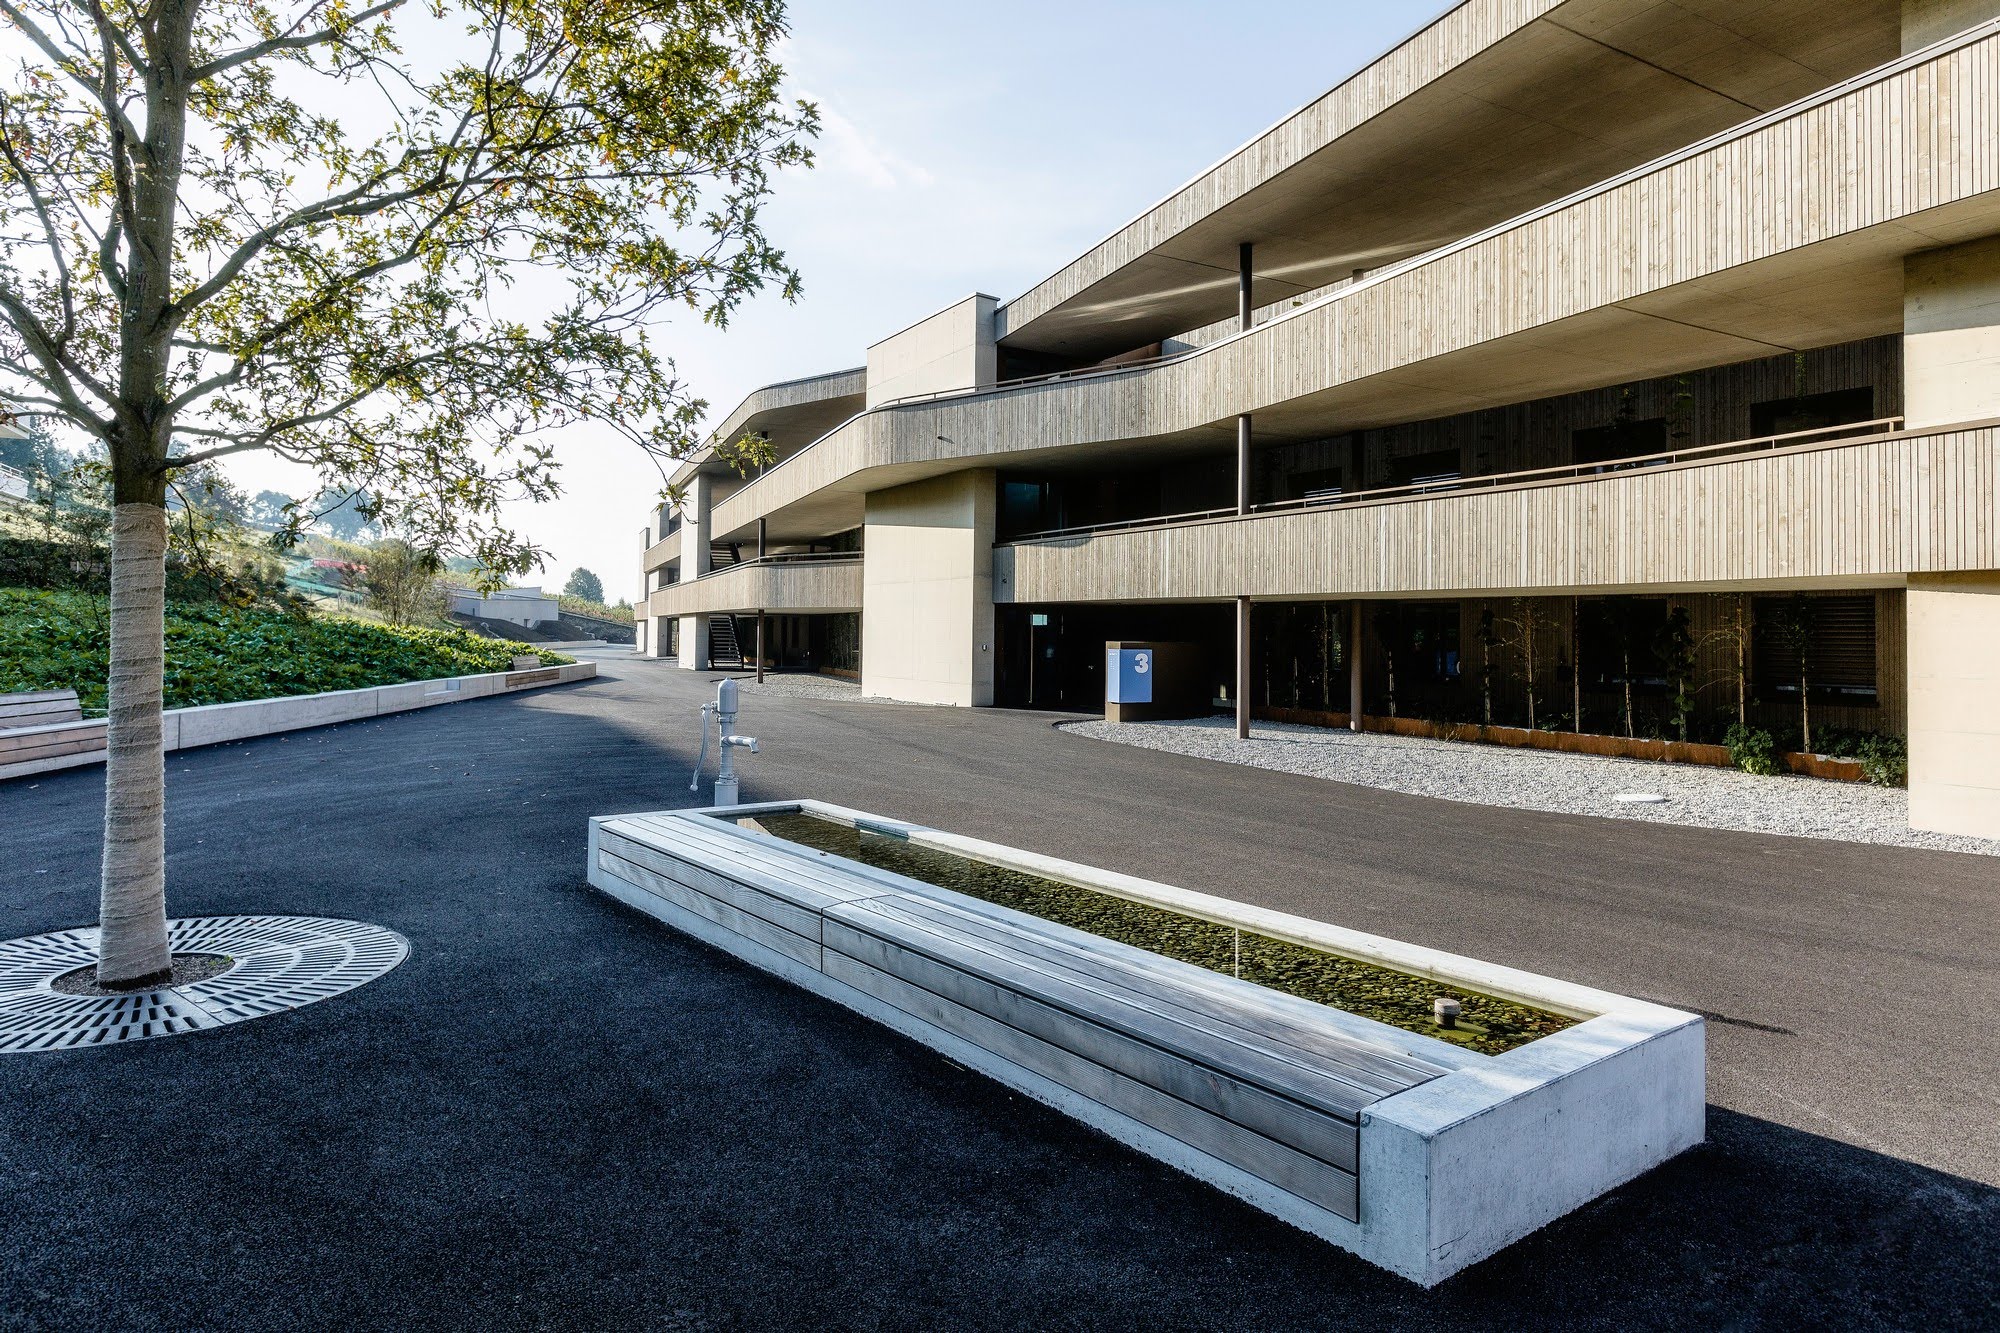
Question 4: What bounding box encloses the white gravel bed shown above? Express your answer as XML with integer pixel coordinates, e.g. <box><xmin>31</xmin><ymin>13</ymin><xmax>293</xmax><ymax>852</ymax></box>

<box><xmin>1061</xmin><ymin>716</ymin><xmax>2000</xmax><ymax>857</ymax></box>
<box><xmin>733</xmin><ymin>671</ymin><xmax>929</xmax><ymax>706</ymax></box>
<box><xmin>736</xmin><ymin>671</ymin><xmax>866</xmax><ymax>702</ymax></box>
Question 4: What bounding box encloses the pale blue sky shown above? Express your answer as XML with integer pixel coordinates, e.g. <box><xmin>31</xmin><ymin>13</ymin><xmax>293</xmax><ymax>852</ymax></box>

<box><xmin>240</xmin><ymin>1</ymin><xmax>1459</xmax><ymax>601</ymax></box>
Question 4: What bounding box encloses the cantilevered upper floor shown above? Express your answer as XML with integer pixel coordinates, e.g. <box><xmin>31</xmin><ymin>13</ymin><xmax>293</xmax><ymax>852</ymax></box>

<box><xmin>994</xmin><ymin>0</ymin><xmax>1922</xmax><ymax>364</ymax></box>
<box><xmin>667</xmin><ymin>19</ymin><xmax>2000</xmax><ymax>551</ymax></box>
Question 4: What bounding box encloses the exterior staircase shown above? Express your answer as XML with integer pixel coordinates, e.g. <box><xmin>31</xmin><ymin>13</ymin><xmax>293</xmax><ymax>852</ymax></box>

<box><xmin>708</xmin><ymin>614</ymin><xmax>743</xmax><ymax>668</ymax></box>
<box><xmin>705</xmin><ymin>543</ymin><xmax>745</xmax><ymax>667</ymax></box>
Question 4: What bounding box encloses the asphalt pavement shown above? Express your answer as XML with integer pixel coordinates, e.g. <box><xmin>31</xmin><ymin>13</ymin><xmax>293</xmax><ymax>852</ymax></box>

<box><xmin>1</xmin><ymin>651</ymin><xmax>1994</xmax><ymax>1330</ymax></box>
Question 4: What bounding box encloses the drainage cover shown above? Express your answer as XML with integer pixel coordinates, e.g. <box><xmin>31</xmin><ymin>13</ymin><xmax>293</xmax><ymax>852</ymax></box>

<box><xmin>1612</xmin><ymin>792</ymin><xmax>1670</xmax><ymax>805</ymax></box>
<box><xmin>0</xmin><ymin>915</ymin><xmax>407</xmax><ymax>1053</ymax></box>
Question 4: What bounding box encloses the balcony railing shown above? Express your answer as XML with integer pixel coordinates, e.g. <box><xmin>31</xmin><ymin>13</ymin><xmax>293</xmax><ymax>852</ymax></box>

<box><xmin>1002</xmin><ymin>417</ymin><xmax>1905</xmax><ymax>545</ymax></box>
<box><xmin>684</xmin><ymin>550</ymin><xmax>861</xmax><ymax>582</ymax></box>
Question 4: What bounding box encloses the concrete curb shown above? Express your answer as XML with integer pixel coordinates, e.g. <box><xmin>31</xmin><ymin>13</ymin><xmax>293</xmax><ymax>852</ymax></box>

<box><xmin>0</xmin><ymin>661</ymin><xmax>597</xmax><ymax>782</ymax></box>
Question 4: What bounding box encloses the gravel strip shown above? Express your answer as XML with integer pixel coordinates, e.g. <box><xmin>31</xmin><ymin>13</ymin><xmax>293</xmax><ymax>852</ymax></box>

<box><xmin>1062</xmin><ymin>716</ymin><xmax>2000</xmax><ymax>857</ymax></box>
<box><xmin>724</xmin><ymin>671</ymin><xmax>930</xmax><ymax>706</ymax></box>
<box><xmin>734</xmin><ymin>671</ymin><xmax>866</xmax><ymax>702</ymax></box>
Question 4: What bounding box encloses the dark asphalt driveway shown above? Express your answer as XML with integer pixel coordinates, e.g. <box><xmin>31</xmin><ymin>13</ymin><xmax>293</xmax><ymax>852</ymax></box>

<box><xmin>1</xmin><ymin>652</ymin><xmax>1995</xmax><ymax>1330</ymax></box>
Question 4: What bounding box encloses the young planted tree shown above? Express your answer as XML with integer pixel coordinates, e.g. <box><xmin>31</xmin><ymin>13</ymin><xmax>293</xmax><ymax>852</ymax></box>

<box><xmin>1771</xmin><ymin>595</ymin><xmax>1818</xmax><ymax>754</ymax></box>
<box><xmin>1653</xmin><ymin>604</ymin><xmax>1695</xmax><ymax>742</ymax></box>
<box><xmin>0</xmin><ymin>0</ymin><xmax>816</xmax><ymax>985</ymax></box>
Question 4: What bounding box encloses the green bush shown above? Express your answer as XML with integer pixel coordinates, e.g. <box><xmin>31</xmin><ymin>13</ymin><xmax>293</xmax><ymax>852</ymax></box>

<box><xmin>1724</xmin><ymin>722</ymin><xmax>1780</xmax><ymax>776</ymax></box>
<box><xmin>0</xmin><ymin>588</ymin><xmax>570</xmax><ymax>713</ymax></box>
<box><xmin>1853</xmin><ymin>734</ymin><xmax>1909</xmax><ymax>788</ymax></box>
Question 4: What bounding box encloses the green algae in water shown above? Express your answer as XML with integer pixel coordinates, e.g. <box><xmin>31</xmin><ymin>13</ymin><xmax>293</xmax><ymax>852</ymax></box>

<box><xmin>745</xmin><ymin>812</ymin><xmax>1575</xmax><ymax>1056</ymax></box>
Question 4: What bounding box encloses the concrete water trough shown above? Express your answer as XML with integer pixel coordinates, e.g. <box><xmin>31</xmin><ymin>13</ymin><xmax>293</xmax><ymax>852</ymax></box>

<box><xmin>586</xmin><ymin>800</ymin><xmax>1704</xmax><ymax>1286</ymax></box>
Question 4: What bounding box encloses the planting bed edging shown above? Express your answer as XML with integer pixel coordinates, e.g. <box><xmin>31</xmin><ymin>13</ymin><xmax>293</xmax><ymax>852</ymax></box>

<box><xmin>1259</xmin><ymin>707</ymin><xmax>1867</xmax><ymax>781</ymax></box>
<box><xmin>586</xmin><ymin>800</ymin><xmax>1704</xmax><ymax>1286</ymax></box>
<box><xmin>0</xmin><ymin>661</ymin><xmax>597</xmax><ymax>781</ymax></box>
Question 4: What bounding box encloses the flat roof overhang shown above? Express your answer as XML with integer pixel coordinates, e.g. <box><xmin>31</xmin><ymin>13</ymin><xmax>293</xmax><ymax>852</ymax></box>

<box><xmin>995</xmin><ymin>0</ymin><xmax>1902</xmax><ymax>360</ymax></box>
<box><xmin>668</xmin><ymin>368</ymin><xmax>867</xmax><ymax>489</ymax></box>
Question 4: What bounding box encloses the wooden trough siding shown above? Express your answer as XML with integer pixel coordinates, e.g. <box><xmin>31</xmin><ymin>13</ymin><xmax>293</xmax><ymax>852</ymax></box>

<box><xmin>589</xmin><ymin>810</ymin><xmax>1466</xmax><ymax>1225</ymax></box>
<box><xmin>996</xmin><ymin>423</ymin><xmax>2000</xmax><ymax>603</ymax></box>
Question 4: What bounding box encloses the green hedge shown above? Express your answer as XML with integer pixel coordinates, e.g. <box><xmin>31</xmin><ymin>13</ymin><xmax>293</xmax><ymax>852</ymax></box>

<box><xmin>0</xmin><ymin>588</ymin><xmax>572</xmax><ymax>713</ymax></box>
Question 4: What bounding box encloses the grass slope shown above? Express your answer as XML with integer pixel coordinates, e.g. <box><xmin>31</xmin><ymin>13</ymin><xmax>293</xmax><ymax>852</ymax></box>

<box><xmin>1</xmin><ymin>588</ymin><xmax>572</xmax><ymax>713</ymax></box>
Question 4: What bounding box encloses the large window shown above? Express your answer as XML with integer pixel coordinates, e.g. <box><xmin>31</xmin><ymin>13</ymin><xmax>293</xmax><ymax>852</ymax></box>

<box><xmin>1573</xmin><ymin>417</ymin><xmax>1668</xmax><ymax>468</ymax></box>
<box><xmin>1752</xmin><ymin>595</ymin><xmax>1877</xmax><ymax>702</ymax></box>
<box><xmin>1749</xmin><ymin>386</ymin><xmax>1875</xmax><ymax>438</ymax></box>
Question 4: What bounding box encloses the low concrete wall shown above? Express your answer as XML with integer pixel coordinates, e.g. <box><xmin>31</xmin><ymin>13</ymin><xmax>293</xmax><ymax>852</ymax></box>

<box><xmin>0</xmin><ymin>661</ymin><xmax>596</xmax><ymax>782</ymax></box>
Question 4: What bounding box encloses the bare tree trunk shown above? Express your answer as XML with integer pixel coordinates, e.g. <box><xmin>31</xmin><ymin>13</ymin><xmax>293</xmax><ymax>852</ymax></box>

<box><xmin>97</xmin><ymin>503</ymin><xmax>172</xmax><ymax>985</ymax></box>
<box><xmin>1800</xmin><ymin>663</ymin><xmax>1813</xmax><ymax>754</ymax></box>
<box><xmin>1571</xmin><ymin>597</ymin><xmax>1582</xmax><ymax>733</ymax></box>
<box><xmin>1622</xmin><ymin>646</ymin><xmax>1635</xmax><ymax>738</ymax></box>
<box><xmin>1523</xmin><ymin>603</ymin><xmax>1538</xmax><ymax>731</ymax></box>
<box><xmin>1736</xmin><ymin>595</ymin><xmax>1749</xmax><ymax>727</ymax></box>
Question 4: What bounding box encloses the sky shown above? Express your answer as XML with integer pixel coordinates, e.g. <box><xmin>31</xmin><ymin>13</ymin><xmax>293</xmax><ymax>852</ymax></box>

<box><xmin>222</xmin><ymin>0</ymin><xmax>1456</xmax><ymax>604</ymax></box>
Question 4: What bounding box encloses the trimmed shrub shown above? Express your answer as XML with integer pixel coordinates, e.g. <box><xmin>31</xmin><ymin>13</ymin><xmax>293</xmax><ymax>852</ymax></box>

<box><xmin>1724</xmin><ymin>723</ymin><xmax>1780</xmax><ymax>776</ymax></box>
<box><xmin>1854</xmin><ymin>734</ymin><xmax>1909</xmax><ymax>788</ymax></box>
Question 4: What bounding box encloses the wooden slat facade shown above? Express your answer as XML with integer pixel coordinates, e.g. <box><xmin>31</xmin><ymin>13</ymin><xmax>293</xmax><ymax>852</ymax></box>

<box><xmin>642</xmin><ymin>558</ymin><xmax>862</xmax><ymax>621</ymax></box>
<box><xmin>994</xmin><ymin>424</ymin><xmax>2000</xmax><ymax>605</ymax></box>
<box><xmin>709</xmin><ymin>31</ymin><xmax>2000</xmax><ymax>546</ymax></box>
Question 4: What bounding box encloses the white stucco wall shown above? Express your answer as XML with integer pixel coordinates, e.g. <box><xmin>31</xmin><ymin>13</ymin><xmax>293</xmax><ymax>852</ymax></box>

<box><xmin>1904</xmin><ymin>233</ymin><xmax>2000</xmax><ymax>429</ymax></box>
<box><xmin>1908</xmin><ymin>571</ymin><xmax>2000</xmax><ymax>837</ymax></box>
<box><xmin>861</xmin><ymin>470</ymin><xmax>996</xmax><ymax>706</ymax></box>
<box><xmin>1902</xmin><ymin>0</ymin><xmax>2000</xmax><ymax>52</ymax></box>
<box><xmin>865</xmin><ymin>294</ymin><xmax>997</xmax><ymax>408</ymax></box>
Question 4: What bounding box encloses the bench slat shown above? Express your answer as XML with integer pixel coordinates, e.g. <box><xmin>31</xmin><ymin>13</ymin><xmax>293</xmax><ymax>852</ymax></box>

<box><xmin>877</xmin><ymin>894</ymin><xmax>1449</xmax><ymax>1093</ymax></box>
<box><xmin>599</xmin><ymin>828</ymin><xmax>828</xmax><ymax>941</ymax></box>
<box><xmin>825</xmin><ymin>902</ymin><xmax>1393</xmax><ymax>1126</ymax></box>
<box><xmin>824</xmin><ymin>919</ymin><xmax>1361</xmax><ymax>1169</ymax></box>
<box><xmin>596</xmin><ymin>848</ymin><xmax>821</xmax><ymax>970</ymax></box>
<box><xmin>824</xmin><ymin>949</ymin><xmax>1360</xmax><ymax>1220</ymax></box>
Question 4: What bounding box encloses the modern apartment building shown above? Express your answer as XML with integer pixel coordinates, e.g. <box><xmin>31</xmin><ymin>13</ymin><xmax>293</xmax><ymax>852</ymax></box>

<box><xmin>639</xmin><ymin>0</ymin><xmax>2000</xmax><ymax>838</ymax></box>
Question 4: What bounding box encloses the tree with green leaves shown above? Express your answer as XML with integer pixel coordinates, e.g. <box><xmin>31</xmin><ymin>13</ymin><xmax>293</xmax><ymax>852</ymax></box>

<box><xmin>563</xmin><ymin>567</ymin><xmax>603</xmax><ymax>604</ymax></box>
<box><xmin>359</xmin><ymin>537</ymin><xmax>442</xmax><ymax>625</ymax></box>
<box><xmin>0</xmin><ymin>0</ymin><xmax>816</xmax><ymax>986</ymax></box>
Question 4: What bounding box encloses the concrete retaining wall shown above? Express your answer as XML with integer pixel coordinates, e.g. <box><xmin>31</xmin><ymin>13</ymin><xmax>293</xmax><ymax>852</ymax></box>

<box><xmin>0</xmin><ymin>661</ymin><xmax>596</xmax><ymax>782</ymax></box>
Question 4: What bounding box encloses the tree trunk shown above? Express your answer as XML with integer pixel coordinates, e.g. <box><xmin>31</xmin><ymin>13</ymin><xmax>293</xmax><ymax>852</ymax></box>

<box><xmin>1736</xmin><ymin>596</ymin><xmax>1749</xmax><ymax>726</ymax></box>
<box><xmin>1571</xmin><ymin>597</ymin><xmax>1582</xmax><ymax>733</ymax></box>
<box><xmin>97</xmin><ymin>503</ymin><xmax>172</xmax><ymax>985</ymax></box>
<box><xmin>1622</xmin><ymin>645</ymin><xmax>1635</xmax><ymax>738</ymax></box>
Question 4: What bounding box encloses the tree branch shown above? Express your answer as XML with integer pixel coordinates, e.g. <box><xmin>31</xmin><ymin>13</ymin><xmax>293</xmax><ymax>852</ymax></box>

<box><xmin>188</xmin><ymin>0</ymin><xmax>407</xmax><ymax>82</ymax></box>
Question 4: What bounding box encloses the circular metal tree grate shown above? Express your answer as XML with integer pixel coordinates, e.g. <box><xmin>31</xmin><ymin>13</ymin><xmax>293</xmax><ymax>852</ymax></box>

<box><xmin>0</xmin><ymin>915</ymin><xmax>408</xmax><ymax>1053</ymax></box>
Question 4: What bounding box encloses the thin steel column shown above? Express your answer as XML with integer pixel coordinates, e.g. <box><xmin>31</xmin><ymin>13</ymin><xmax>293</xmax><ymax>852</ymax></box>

<box><xmin>1235</xmin><ymin>239</ymin><xmax>1255</xmax><ymax>740</ymax></box>
<box><xmin>1236</xmin><ymin>414</ymin><xmax>1253</xmax><ymax>514</ymax></box>
<box><xmin>1349</xmin><ymin>601</ymin><xmax>1364</xmax><ymax>732</ymax></box>
<box><xmin>755</xmin><ymin>610</ymin><xmax>766</xmax><ymax>684</ymax></box>
<box><xmin>1238</xmin><ymin>241</ymin><xmax>1253</xmax><ymax>332</ymax></box>
<box><xmin>1236</xmin><ymin>596</ymin><xmax>1252</xmax><ymax>740</ymax></box>
<box><xmin>756</xmin><ymin>517</ymin><xmax>766</xmax><ymax>561</ymax></box>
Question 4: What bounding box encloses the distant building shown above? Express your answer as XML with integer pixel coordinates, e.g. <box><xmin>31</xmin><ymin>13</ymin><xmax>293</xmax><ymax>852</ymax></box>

<box><xmin>449</xmin><ymin>586</ymin><xmax>560</xmax><ymax>628</ymax></box>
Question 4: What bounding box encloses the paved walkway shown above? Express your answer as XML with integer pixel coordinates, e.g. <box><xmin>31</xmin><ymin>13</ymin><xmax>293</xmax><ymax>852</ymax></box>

<box><xmin>1</xmin><ymin>652</ymin><xmax>1994</xmax><ymax>1329</ymax></box>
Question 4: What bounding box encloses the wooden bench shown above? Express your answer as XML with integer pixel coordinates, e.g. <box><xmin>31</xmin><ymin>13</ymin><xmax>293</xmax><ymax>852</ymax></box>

<box><xmin>590</xmin><ymin>810</ymin><xmax>1453</xmax><ymax>1224</ymax></box>
<box><xmin>0</xmin><ymin>690</ymin><xmax>107</xmax><ymax>771</ymax></box>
